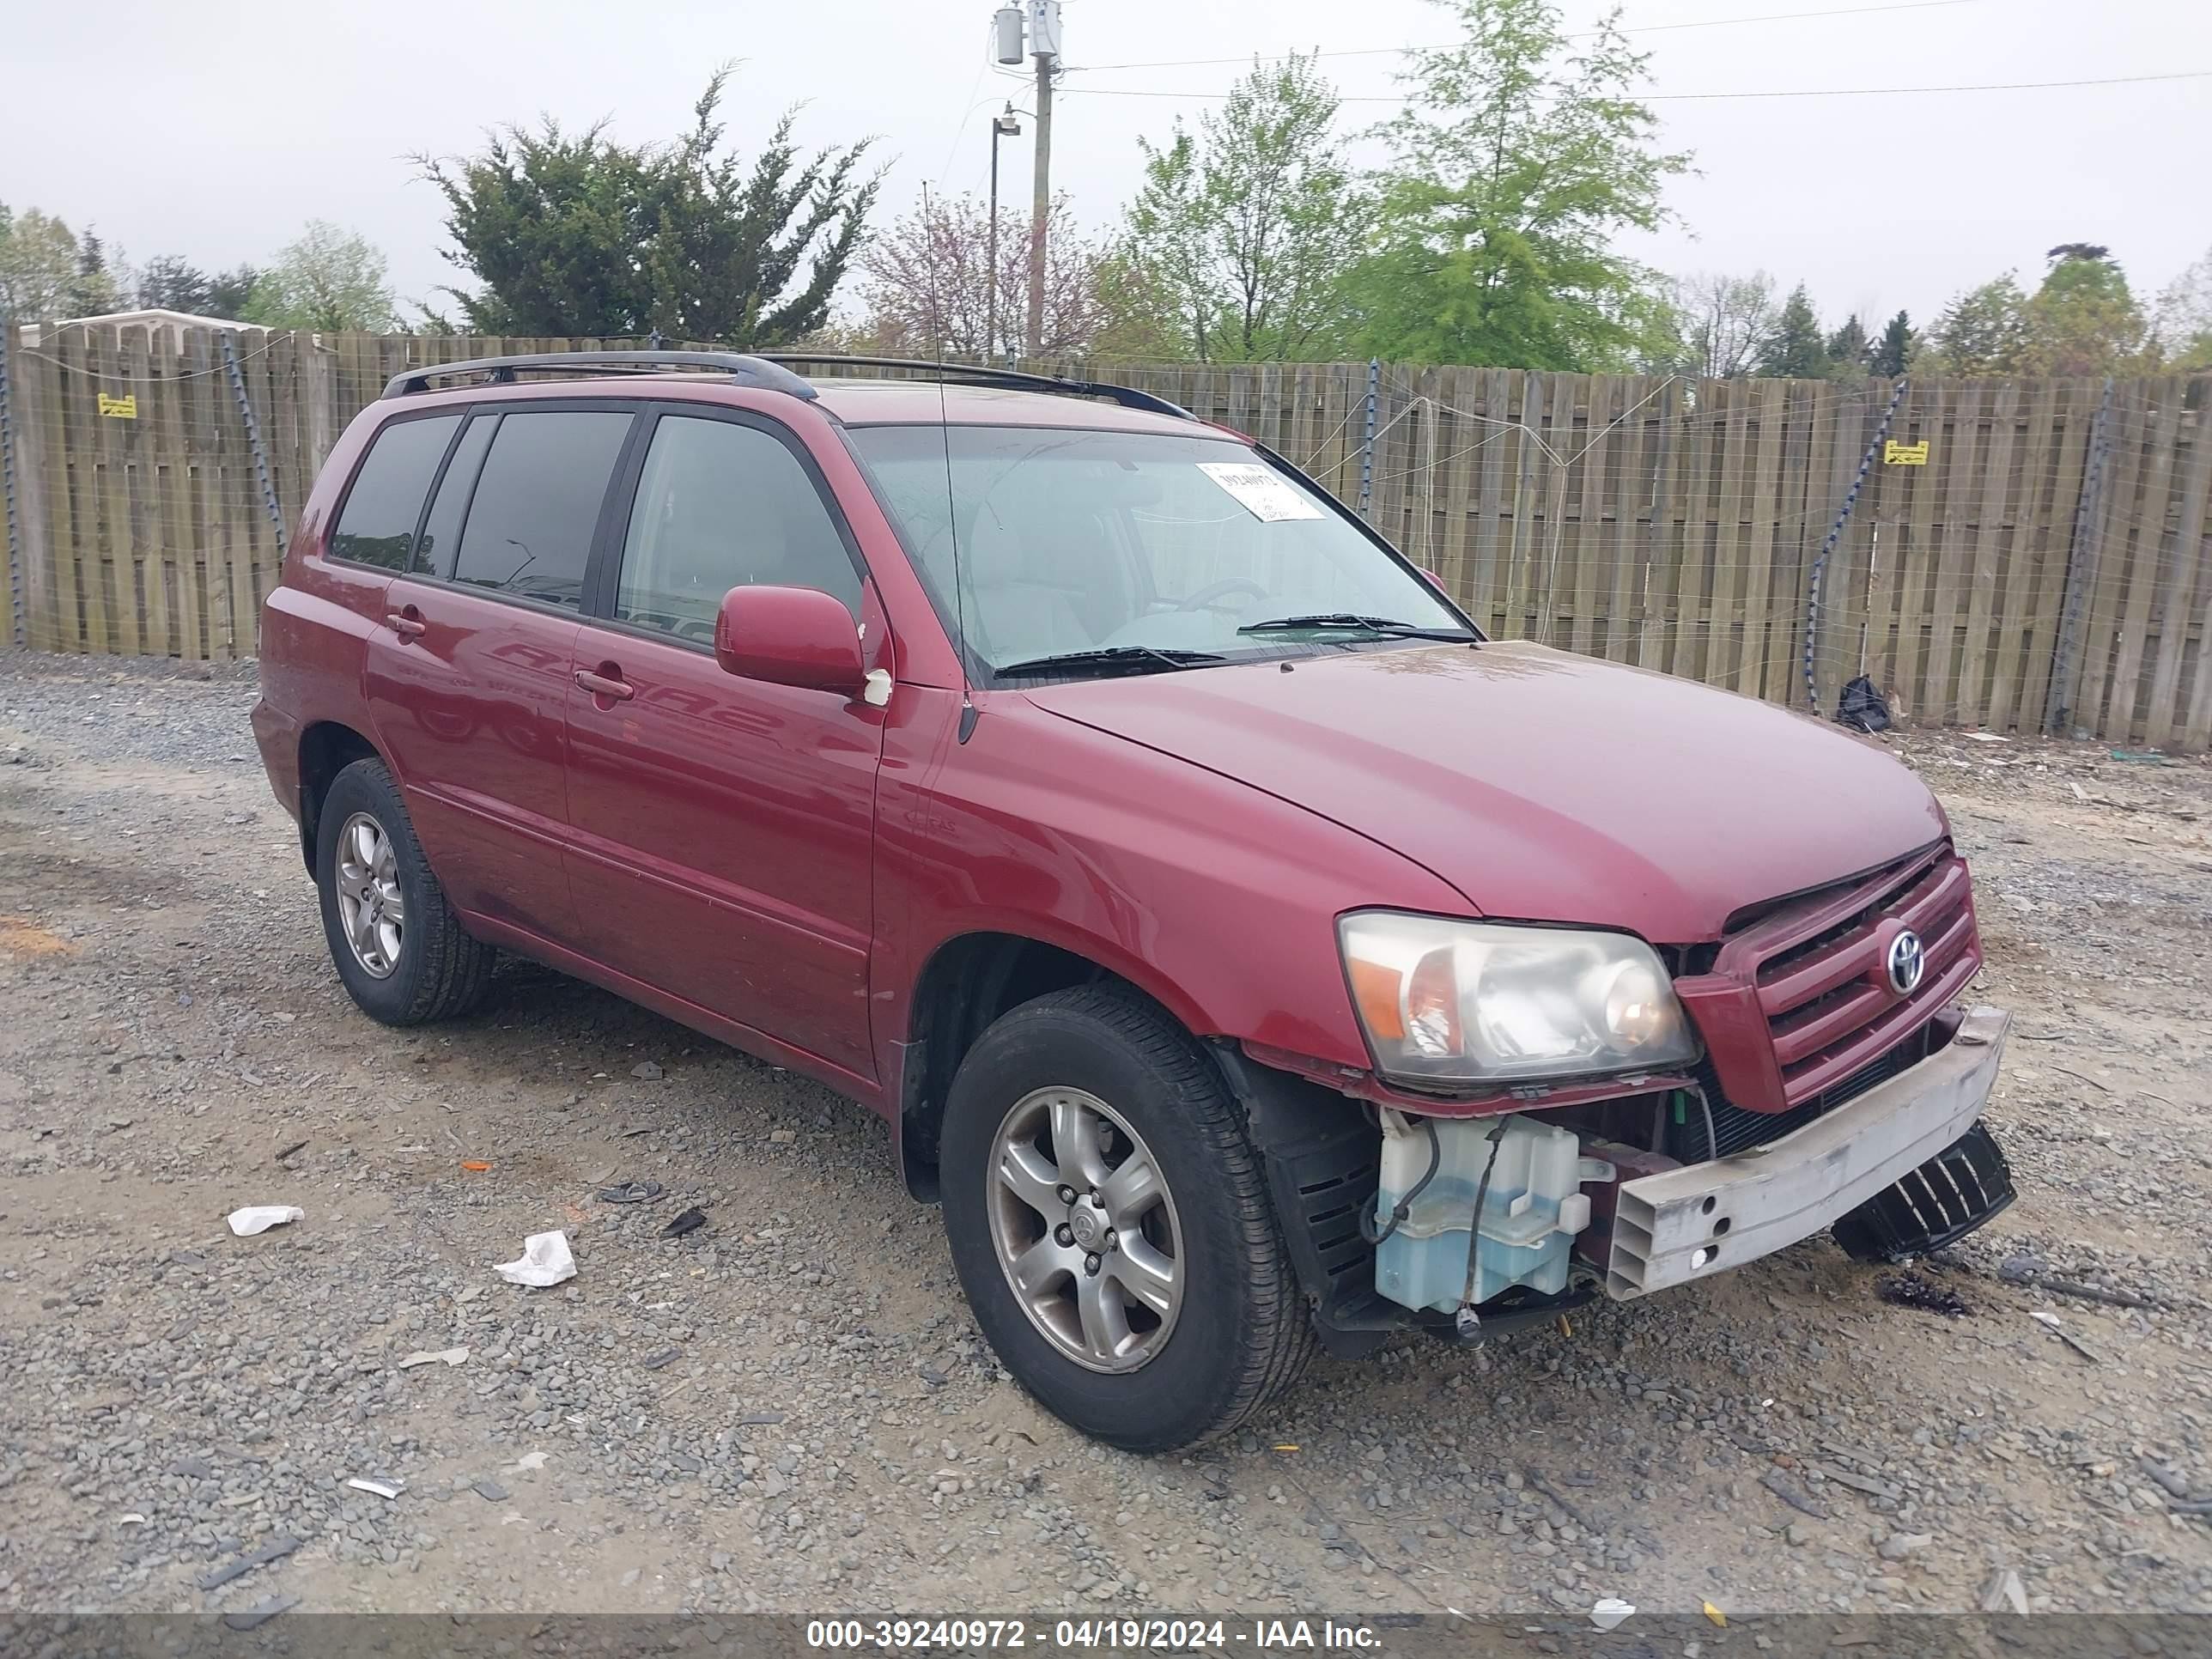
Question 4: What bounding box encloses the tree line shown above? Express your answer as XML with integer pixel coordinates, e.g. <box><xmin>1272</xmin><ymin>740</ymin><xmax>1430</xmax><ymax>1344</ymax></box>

<box><xmin>0</xmin><ymin>206</ymin><xmax>400</xmax><ymax>334</ymax></box>
<box><xmin>3</xmin><ymin>0</ymin><xmax>2206</xmax><ymax>378</ymax></box>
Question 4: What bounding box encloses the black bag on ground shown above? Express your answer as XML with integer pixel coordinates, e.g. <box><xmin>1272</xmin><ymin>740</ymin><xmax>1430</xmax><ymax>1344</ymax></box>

<box><xmin>1836</xmin><ymin>674</ymin><xmax>1892</xmax><ymax>732</ymax></box>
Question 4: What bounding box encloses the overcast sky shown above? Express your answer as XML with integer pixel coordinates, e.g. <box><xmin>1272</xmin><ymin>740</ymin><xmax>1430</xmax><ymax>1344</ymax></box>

<box><xmin>4</xmin><ymin>0</ymin><xmax>2207</xmax><ymax>331</ymax></box>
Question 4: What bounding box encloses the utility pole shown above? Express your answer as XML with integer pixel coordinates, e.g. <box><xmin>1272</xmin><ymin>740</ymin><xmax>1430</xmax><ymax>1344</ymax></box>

<box><xmin>1024</xmin><ymin>1</ymin><xmax>1060</xmax><ymax>364</ymax></box>
<box><xmin>987</xmin><ymin>105</ymin><xmax>1020</xmax><ymax>365</ymax></box>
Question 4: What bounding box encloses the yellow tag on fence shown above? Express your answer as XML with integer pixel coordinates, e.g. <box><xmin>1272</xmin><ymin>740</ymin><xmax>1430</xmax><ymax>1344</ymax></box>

<box><xmin>97</xmin><ymin>392</ymin><xmax>137</xmax><ymax>419</ymax></box>
<box><xmin>1883</xmin><ymin>439</ymin><xmax>1928</xmax><ymax>465</ymax></box>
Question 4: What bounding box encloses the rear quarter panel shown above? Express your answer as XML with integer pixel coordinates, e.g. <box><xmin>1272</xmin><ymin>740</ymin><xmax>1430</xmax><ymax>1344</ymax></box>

<box><xmin>255</xmin><ymin>406</ymin><xmax>398</xmax><ymax>813</ymax></box>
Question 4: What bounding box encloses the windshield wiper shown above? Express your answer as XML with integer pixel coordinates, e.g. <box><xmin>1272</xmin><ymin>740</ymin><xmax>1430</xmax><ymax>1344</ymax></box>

<box><xmin>1237</xmin><ymin>613</ymin><xmax>1475</xmax><ymax>642</ymax></box>
<box><xmin>994</xmin><ymin>645</ymin><xmax>1228</xmax><ymax>678</ymax></box>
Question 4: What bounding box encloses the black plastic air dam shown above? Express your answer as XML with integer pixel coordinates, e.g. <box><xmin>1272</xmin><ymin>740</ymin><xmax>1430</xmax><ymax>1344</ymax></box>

<box><xmin>1832</xmin><ymin>1120</ymin><xmax>2016</xmax><ymax>1262</ymax></box>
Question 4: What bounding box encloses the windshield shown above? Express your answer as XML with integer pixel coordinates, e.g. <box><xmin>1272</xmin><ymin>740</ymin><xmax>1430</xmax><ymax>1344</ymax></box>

<box><xmin>843</xmin><ymin>425</ymin><xmax>1470</xmax><ymax>674</ymax></box>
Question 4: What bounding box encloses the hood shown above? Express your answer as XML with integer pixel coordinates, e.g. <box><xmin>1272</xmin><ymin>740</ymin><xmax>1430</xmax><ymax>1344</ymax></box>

<box><xmin>1021</xmin><ymin>641</ymin><xmax>1948</xmax><ymax>944</ymax></box>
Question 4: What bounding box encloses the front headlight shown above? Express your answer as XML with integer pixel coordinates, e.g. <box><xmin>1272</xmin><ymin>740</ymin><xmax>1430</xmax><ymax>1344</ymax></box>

<box><xmin>1339</xmin><ymin>912</ymin><xmax>1699</xmax><ymax>1086</ymax></box>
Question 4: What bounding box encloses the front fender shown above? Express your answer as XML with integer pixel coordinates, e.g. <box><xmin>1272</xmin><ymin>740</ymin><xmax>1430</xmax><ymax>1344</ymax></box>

<box><xmin>871</xmin><ymin>686</ymin><xmax>1468</xmax><ymax>1089</ymax></box>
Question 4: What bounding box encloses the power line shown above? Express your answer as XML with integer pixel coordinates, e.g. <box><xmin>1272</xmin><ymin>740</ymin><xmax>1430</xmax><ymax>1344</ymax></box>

<box><xmin>1063</xmin><ymin>69</ymin><xmax>2211</xmax><ymax>104</ymax></box>
<box><xmin>1061</xmin><ymin>0</ymin><xmax>1983</xmax><ymax>75</ymax></box>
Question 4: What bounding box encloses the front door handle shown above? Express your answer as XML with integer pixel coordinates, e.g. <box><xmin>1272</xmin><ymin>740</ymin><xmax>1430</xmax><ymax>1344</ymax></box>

<box><xmin>574</xmin><ymin>667</ymin><xmax>635</xmax><ymax>701</ymax></box>
<box><xmin>385</xmin><ymin>608</ymin><xmax>426</xmax><ymax>640</ymax></box>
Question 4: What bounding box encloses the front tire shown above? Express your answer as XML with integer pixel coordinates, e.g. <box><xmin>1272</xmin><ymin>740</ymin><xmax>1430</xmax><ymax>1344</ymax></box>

<box><xmin>314</xmin><ymin>757</ymin><xmax>494</xmax><ymax>1025</ymax></box>
<box><xmin>939</xmin><ymin>986</ymin><xmax>1315</xmax><ymax>1451</ymax></box>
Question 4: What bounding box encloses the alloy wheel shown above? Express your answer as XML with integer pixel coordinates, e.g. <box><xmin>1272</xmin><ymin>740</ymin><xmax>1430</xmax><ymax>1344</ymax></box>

<box><xmin>334</xmin><ymin>811</ymin><xmax>405</xmax><ymax>979</ymax></box>
<box><xmin>986</xmin><ymin>1086</ymin><xmax>1184</xmax><ymax>1373</ymax></box>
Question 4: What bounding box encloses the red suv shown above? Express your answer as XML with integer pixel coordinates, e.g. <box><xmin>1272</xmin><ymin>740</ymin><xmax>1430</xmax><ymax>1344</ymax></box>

<box><xmin>252</xmin><ymin>352</ymin><xmax>2014</xmax><ymax>1450</ymax></box>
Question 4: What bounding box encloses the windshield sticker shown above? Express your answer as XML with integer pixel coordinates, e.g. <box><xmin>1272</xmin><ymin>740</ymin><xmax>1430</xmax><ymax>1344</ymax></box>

<box><xmin>1196</xmin><ymin>462</ymin><xmax>1324</xmax><ymax>523</ymax></box>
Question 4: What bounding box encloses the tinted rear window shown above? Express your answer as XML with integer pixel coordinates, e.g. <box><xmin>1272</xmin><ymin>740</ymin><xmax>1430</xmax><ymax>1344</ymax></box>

<box><xmin>328</xmin><ymin>415</ymin><xmax>460</xmax><ymax>570</ymax></box>
<box><xmin>412</xmin><ymin>414</ymin><xmax>497</xmax><ymax>577</ymax></box>
<box><xmin>450</xmin><ymin>410</ymin><xmax>633</xmax><ymax>609</ymax></box>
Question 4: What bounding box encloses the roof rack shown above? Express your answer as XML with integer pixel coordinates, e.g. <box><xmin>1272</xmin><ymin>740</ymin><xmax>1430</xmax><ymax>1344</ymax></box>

<box><xmin>755</xmin><ymin>355</ymin><xmax>1196</xmax><ymax>422</ymax></box>
<box><xmin>381</xmin><ymin>350</ymin><xmax>817</xmax><ymax>401</ymax></box>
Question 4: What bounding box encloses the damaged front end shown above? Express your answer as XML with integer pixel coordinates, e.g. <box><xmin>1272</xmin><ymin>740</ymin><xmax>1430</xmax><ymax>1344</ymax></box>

<box><xmin>1225</xmin><ymin>1007</ymin><xmax>2015</xmax><ymax>1353</ymax></box>
<box><xmin>1228</xmin><ymin>847</ymin><xmax>2017</xmax><ymax>1352</ymax></box>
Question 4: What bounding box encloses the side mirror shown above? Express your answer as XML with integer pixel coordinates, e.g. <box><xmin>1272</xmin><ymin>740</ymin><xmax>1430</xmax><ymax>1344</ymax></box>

<box><xmin>1414</xmin><ymin>566</ymin><xmax>1449</xmax><ymax>594</ymax></box>
<box><xmin>714</xmin><ymin>585</ymin><xmax>866</xmax><ymax>697</ymax></box>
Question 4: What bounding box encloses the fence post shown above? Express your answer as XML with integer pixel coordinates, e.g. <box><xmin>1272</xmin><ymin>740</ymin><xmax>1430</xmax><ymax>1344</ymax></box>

<box><xmin>222</xmin><ymin>331</ymin><xmax>285</xmax><ymax>553</ymax></box>
<box><xmin>2042</xmin><ymin>376</ymin><xmax>2115</xmax><ymax>738</ymax></box>
<box><xmin>1802</xmin><ymin>376</ymin><xmax>1909</xmax><ymax>711</ymax></box>
<box><xmin>1356</xmin><ymin>357</ymin><xmax>1379</xmax><ymax>519</ymax></box>
<box><xmin>0</xmin><ymin>307</ymin><xmax>21</xmax><ymax>647</ymax></box>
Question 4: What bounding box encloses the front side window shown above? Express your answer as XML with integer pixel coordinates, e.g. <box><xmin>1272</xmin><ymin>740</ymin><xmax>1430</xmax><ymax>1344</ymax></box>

<box><xmin>327</xmin><ymin>414</ymin><xmax>460</xmax><ymax>570</ymax></box>
<box><xmin>845</xmin><ymin>425</ymin><xmax>1469</xmax><ymax>672</ymax></box>
<box><xmin>449</xmin><ymin>410</ymin><xmax>633</xmax><ymax>609</ymax></box>
<box><xmin>614</xmin><ymin>415</ymin><xmax>862</xmax><ymax>643</ymax></box>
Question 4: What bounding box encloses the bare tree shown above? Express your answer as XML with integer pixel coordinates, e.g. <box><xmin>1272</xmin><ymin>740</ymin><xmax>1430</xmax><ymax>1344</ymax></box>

<box><xmin>1669</xmin><ymin>270</ymin><xmax>1779</xmax><ymax>379</ymax></box>
<box><xmin>857</xmin><ymin>191</ymin><xmax>1108</xmax><ymax>360</ymax></box>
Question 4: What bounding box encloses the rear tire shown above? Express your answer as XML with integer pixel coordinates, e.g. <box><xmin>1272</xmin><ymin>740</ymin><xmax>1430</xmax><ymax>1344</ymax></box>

<box><xmin>939</xmin><ymin>985</ymin><xmax>1315</xmax><ymax>1450</ymax></box>
<box><xmin>315</xmin><ymin>757</ymin><xmax>495</xmax><ymax>1025</ymax></box>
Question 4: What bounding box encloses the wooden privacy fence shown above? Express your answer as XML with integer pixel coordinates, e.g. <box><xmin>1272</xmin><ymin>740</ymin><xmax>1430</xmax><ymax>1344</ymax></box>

<box><xmin>2</xmin><ymin>325</ymin><xmax>2207</xmax><ymax>750</ymax></box>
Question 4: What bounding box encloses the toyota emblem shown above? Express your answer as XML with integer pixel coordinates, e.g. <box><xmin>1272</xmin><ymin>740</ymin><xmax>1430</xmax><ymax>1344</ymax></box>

<box><xmin>1886</xmin><ymin>928</ymin><xmax>1925</xmax><ymax>995</ymax></box>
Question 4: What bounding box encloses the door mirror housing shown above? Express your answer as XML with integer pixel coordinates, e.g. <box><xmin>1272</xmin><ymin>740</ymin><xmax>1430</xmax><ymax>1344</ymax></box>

<box><xmin>714</xmin><ymin>586</ymin><xmax>867</xmax><ymax>697</ymax></box>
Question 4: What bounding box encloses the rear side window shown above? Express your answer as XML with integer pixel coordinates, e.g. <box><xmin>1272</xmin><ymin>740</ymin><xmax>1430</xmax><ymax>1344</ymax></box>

<box><xmin>327</xmin><ymin>415</ymin><xmax>460</xmax><ymax>570</ymax></box>
<box><xmin>410</xmin><ymin>413</ymin><xmax>497</xmax><ymax>577</ymax></box>
<box><xmin>450</xmin><ymin>410</ymin><xmax>633</xmax><ymax>610</ymax></box>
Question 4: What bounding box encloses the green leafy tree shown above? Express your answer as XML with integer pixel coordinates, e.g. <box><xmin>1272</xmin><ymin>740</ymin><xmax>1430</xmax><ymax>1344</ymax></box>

<box><xmin>422</xmin><ymin>67</ymin><xmax>877</xmax><ymax>343</ymax></box>
<box><xmin>1121</xmin><ymin>52</ymin><xmax>1370</xmax><ymax>362</ymax></box>
<box><xmin>1754</xmin><ymin>283</ymin><xmax>1826</xmax><ymax>377</ymax></box>
<box><xmin>0</xmin><ymin>202</ymin><xmax>82</xmax><ymax>320</ymax></box>
<box><xmin>2152</xmin><ymin>245</ymin><xmax>2212</xmax><ymax>370</ymax></box>
<box><xmin>1924</xmin><ymin>274</ymin><xmax>2027</xmax><ymax>374</ymax></box>
<box><xmin>240</xmin><ymin>222</ymin><xmax>398</xmax><ymax>331</ymax></box>
<box><xmin>2016</xmin><ymin>243</ymin><xmax>2148</xmax><ymax>375</ymax></box>
<box><xmin>1868</xmin><ymin>308</ymin><xmax>1913</xmax><ymax>376</ymax></box>
<box><xmin>1349</xmin><ymin>0</ymin><xmax>1691</xmax><ymax>368</ymax></box>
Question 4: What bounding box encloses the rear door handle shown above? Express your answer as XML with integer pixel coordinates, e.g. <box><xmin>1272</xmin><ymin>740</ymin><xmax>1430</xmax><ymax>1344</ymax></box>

<box><xmin>574</xmin><ymin>668</ymin><xmax>635</xmax><ymax>701</ymax></box>
<box><xmin>385</xmin><ymin>609</ymin><xmax>426</xmax><ymax>640</ymax></box>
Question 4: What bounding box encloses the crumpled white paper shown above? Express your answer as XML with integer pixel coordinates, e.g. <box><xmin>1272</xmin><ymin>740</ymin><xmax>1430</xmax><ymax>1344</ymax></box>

<box><xmin>494</xmin><ymin>1231</ymin><xmax>576</xmax><ymax>1288</ymax></box>
<box><xmin>227</xmin><ymin>1205</ymin><xmax>304</xmax><ymax>1237</ymax></box>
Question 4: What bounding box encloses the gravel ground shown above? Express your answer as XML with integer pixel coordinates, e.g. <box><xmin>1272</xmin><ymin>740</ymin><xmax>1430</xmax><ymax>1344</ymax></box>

<box><xmin>3</xmin><ymin>648</ymin><xmax>2210</xmax><ymax>1620</ymax></box>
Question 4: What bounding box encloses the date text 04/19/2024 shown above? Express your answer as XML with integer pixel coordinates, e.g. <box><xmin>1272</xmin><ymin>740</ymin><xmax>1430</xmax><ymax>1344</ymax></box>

<box><xmin>804</xmin><ymin>1620</ymin><xmax>1385</xmax><ymax>1650</ymax></box>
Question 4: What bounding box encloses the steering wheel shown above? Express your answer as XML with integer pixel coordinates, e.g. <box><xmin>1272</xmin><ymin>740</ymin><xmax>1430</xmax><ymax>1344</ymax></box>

<box><xmin>1176</xmin><ymin>577</ymin><xmax>1269</xmax><ymax>612</ymax></box>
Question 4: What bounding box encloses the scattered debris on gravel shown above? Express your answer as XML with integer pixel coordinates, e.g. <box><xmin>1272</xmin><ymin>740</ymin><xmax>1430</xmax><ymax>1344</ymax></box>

<box><xmin>1875</xmin><ymin>1271</ymin><xmax>1973</xmax><ymax>1318</ymax></box>
<box><xmin>3</xmin><ymin>653</ymin><xmax>2209</xmax><ymax>1617</ymax></box>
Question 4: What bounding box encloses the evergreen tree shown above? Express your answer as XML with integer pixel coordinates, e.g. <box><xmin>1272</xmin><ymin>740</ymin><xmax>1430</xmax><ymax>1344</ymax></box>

<box><xmin>137</xmin><ymin>255</ymin><xmax>216</xmax><ymax>314</ymax></box>
<box><xmin>1825</xmin><ymin>313</ymin><xmax>1869</xmax><ymax>379</ymax></box>
<box><xmin>1869</xmin><ymin>309</ymin><xmax>1914</xmax><ymax>376</ymax></box>
<box><xmin>1925</xmin><ymin>275</ymin><xmax>2027</xmax><ymax>374</ymax></box>
<box><xmin>205</xmin><ymin>266</ymin><xmax>262</xmax><ymax>319</ymax></box>
<box><xmin>1754</xmin><ymin>283</ymin><xmax>1826</xmax><ymax>377</ymax></box>
<box><xmin>422</xmin><ymin>67</ymin><xmax>877</xmax><ymax>343</ymax></box>
<box><xmin>64</xmin><ymin>228</ymin><xmax>124</xmax><ymax>316</ymax></box>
